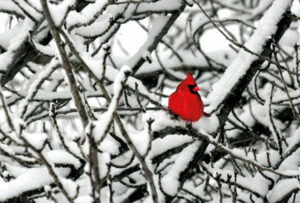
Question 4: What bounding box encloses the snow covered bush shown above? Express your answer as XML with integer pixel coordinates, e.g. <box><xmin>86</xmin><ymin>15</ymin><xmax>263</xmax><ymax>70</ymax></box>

<box><xmin>0</xmin><ymin>0</ymin><xmax>299</xmax><ymax>202</ymax></box>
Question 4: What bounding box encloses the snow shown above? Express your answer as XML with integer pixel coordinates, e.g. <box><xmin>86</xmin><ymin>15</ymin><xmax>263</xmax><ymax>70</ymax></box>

<box><xmin>99</xmin><ymin>152</ymin><xmax>111</xmax><ymax>178</ymax></box>
<box><xmin>0</xmin><ymin>18</ymin><xmax>34</xmax><ymax>72</ymax></box>
<box><xmin>89</xmin><ymin>119</ymin><xmax>109</xmax><ymax>142</ymax></box>
<box><xmin>265</xmin><ymin>85</ymin><xmax>280</xmax><ymax>149</ymax></box>
<box><xmin>44</xmin><ymin>150</ymin><xmax>81</xmax><ymax>169</ymax></box>
<box><xmin>204</xmin><ymin>163</ymin><xmax>271</xmax><ymax>197</ymax></box>
<box><xmin>279</xmin><ymin>149</ymin><xmax>300</xmax><ymax>172</ymax></box>
<box><xmin>128</xmin><ymin>129</ymin><xmax>149</xmax><ymax>155</ymax></box>
<box><xmin>194</xmin><ymin>113</ymin><xmax>219</xmax><ymax>133</ymax></box>
<box><xmin>0</xmin><ymin>167</ymin><xmax>68</xmax><ymax>201</ymax></box>
<box><xmin>134</xmin><ymin>47</ymin><xmax>233</xmax><ymax>75</ymax></box>
<box><xmin>161</xmin><ymin>141</ymin><xmax>201</xmax><ymax>196</ymax></box>
<box><xmin>152</xmin><ymin>135</ymin><xmax>193</xmax><ymax>157</ymax></box>
<box><xmin>0</xmin><ymin>21</ymin><xmax>23</xmax><ymax>49</ymax></box>
<box><xmin>144</xmin><ymin>110</ymin><xmax>183</xmax><ymax>131</ymax></box>
<box><xmin>279</xmin><ymin>22</ymin><xmax>299</xmax><ymax>48</ymax></box>
<box><xmin>13</xmin><ymin>0</ymin><xmax>42</xmax><ymax>21</ymax></box>
<box><xmin>99</xmin><ymin>137</ymin><xmax>120</xmax><ymax>155</ymax></box>
<box><xmin>0</xmin><ymin>0</ymin><xmax>23</xmax><ymax>17</ymax></box>
<box><xmin>248</xmin><ymin>0</ymin><xmax>273</xmax><ymax>19</ymax></box>
<box><xmin>113</xmin><ymin>65</ymin><xmax>131</xmax><ymax>96</ymax></box>
<box><xmin>22</xmin><ymin>132</ymin><xmax>47</xmax><ymax>150</ymax></box>
<box><xmin>9</xmin><ymin>89</ymin><xmax>101</xmax><ymax>102</ymax></box>
<box><xmin>126</xmin><ymin>76</ymin><xmax>161</xmax><ymax>106</ymax></box>
<box><xmin>66</xmin><ymin>0</ymin><xmax>109</xmax><ymax>29</ymax></box>
<box><xmin>89</xmin><ymin>64</ymin><xmax>131</xmax><ymax>144</ymax></box>
<box><xmin>75</xmin><ymin>196</ymin><xmax>93</xmax><ymax>203</ymax></box>
<box><xmin>0</xmin><ymin>52</ymin><xmax>14</xmax><ymax>72</ymax></box>
<box><xmin>0</xmin><ymin>143</ymin><xmax>15</xmax><ymax>156</ymax></box>
<box><xmin>137</xmin><ymin>0</ymin><xmax>182</xmax><ymax>13</ymax></box>
<box><xmin>44</xmin><ymin>184</ymin><xmax>51</xmax><ymax>192</ymax></box>
<box><xmin>206</xmin><ymin>0</ymin><xmax>293</xmax><ymax>113</ymax></box>
<box><xmin>60</xmin><ymin>177</ymin><xmax>78</xmax><ymax>198</ymax></box>
<box><xmin>76</xmin><ymin>20</ymin><xmax>111</xmax><ymax>37</ymax></box>
<box><xmin>272</xmin><ymin>88</ymin><xmax>300</xmax><ymax>104</ymax></box>
<box><xmin>33</xmin><ymin>42</ymin><xmax>55</xmax><ymax>56</ymax></box>
<box><xmin>127</xmin><ymin>15</ymin><xmax>171</xmax><ymax>68</ymax></box>
<box><xmin>0</xmin><ymin>0</ymin><xmax>298</xmax><ymax>202</ymax></box>
<box><xmin>18</xmin><ymin>58</ymin><xmax>59</xmax><ymax>119</ymax></box>
<box><xmin>48</xmin><ymin>0</ymin><xmax>75</xmax><ymax>26</ymax></box>
<box><xmin>142</xmin><ymin>51</ymin><xmax>152</xmax><ymax>63</ymax></box>
<box><xmin>268</xmin><ymin>179</ymin><xmax>300</xmax><ymax>202</ymax></box>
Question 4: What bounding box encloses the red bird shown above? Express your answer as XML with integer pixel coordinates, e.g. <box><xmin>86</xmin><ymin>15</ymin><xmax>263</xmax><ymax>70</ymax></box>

<box><xmin>168</xmin><ymin>73</ymin><xmax>205</xmax><ymax>122</ymax></box>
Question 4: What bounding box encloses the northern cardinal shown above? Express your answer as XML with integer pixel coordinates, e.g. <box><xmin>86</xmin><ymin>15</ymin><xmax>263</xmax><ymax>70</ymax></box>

<box><xmin>168</xmin><ymin>72</ymin><xmax>208</xmax><ymax>122</ymax></box>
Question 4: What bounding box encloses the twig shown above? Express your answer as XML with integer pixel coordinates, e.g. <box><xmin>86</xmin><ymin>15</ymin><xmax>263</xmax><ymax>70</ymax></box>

<box><xmin>272</xmin><ymin>44</ymin><xmax>300</xmax><ymax>125</ymax></box>
<box><xmin>40</xmin><ymin>0</ymin><xmax>89</xmax><ymax>127</ymax></box>
<box><xmin>193</xmin><ymin>0</ymin><xmax>298</xmax><ymax>76</ymax></box>
<box><xmin>215</xmin><ymin>173</ymin><xmax>223</xmax><ymax>203</ymax></box>
<box><xmin>86</xmin><ymin>124</ymin><xmax>101</xmax><ymax>203</ymax></box>
<box><xmin>144</xmin><ymin>118</ymin><xmax>154</xmax><ymax>158</ymax></box>
<box><xmin>0</xmin><ymin>90</ymin><xmax>15</xmax><ymax>131</ymax></box>
<box><xmin>20</xmin><ymin>136</ymin><xmax>74</xmax><ymax>202</ymax></box>
<box><xmin>267</xmin><ymin>83</ymin><xmax>283</xmax><ymax>155</ymax></box>
<box><xmin>135</xmin><ymin>83</ymin><xmax>146</xmax><ymax>113</ymax></box>
<box><xmin>107</xmin><ymin>163</ymin><xmax>114</xmax><ymax>203</ymax></box>
<box><xmin>102</xmin><ymin>45</ymin><xmax>111</xmax><ymax>82</ymax></box>
<box><xmin>163</xmin><ymin>126</ymin><xmax>297</xmax><ymax>178</ymax></box>
<box><xmin>49</xmin><ymin>102</ymin><xmax>83</xmax><ymax>161</ymax></box>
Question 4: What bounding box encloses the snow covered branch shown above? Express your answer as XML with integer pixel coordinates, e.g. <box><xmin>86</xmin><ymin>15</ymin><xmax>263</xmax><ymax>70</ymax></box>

<box><xmin>0</xmin><ymin>0</ymin><xmax>299</xmax><ymax>202</ymax></box>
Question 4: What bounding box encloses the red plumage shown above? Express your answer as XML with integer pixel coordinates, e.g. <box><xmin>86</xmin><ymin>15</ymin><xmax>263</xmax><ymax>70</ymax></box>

<box><xmin>168</xmin><ymin>73</ymin><xmax>204</xmax><ymax>122</ymax></box>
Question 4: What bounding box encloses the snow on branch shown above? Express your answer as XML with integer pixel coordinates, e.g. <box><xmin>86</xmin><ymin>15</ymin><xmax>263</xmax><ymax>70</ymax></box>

<box><xmin>206</xmin><ymin>0</ymin><xmax>293</xmax><ymax>114</ymax></box>
<box><xmin>0</xmin><ymin>0</ymin><xmax>299</xmax><ymax>202</ymax></box>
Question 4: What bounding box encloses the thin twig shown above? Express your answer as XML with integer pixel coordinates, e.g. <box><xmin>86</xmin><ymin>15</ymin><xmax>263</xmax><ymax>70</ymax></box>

<box><xmin>272</xmin><ymin>44</ymin><xmax>300</xmax><ymax>125</ymax></box>
<box><xmin>40</xmin><ymin>0</ymin><xmax>89</xmax><ymax>127</ymax></box>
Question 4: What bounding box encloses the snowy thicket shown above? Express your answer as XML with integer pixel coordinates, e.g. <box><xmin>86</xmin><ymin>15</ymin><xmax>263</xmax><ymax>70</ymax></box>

<box><xmin>0</xmin><ymin>0</ymin><xmax>299</xmax><ymax>202</ymax></box>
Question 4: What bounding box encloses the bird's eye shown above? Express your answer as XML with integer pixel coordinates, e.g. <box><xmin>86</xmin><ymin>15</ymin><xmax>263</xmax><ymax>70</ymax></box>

<box><xmin>188</xmin><ymin>85</ymin><xmax>198</xmax><ymax>93</ymax></box>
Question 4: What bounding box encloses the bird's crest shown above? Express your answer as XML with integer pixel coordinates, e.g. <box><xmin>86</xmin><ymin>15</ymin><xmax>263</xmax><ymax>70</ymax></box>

<box><xmin>185</xmin><ymin>72</ymin><xmax>196</xmax><ymax>84</ymax></box>
<box><xmin>176</xmin><ymin>72</ymin><xmax>198</xmax><ymax>91</ymax></box>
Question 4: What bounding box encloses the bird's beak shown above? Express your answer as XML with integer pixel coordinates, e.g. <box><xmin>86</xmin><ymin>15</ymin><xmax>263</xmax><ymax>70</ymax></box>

<box><xmin>193</xmin><ymin>86</ymin><xmax>200</xmax><ymax>92</ymax></box>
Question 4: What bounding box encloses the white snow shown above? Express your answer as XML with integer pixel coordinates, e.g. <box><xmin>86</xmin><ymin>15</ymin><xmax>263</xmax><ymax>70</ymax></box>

<box><xmin>142</xmin><ymin>51</ymin><xmax>151</xmax><ymax>62</ymax></box>
<box><xmin>59</xmin><ymin>177</ymin><xmax>78</xmax><ymax>198</ymax></box>
<box><xmin>0</xmin><ymin>167</ymin><xmax>69</xmax><ymax>201</ymax></box>
<box><xmin>152</xmin><ymin>135</ymin><xmax>193</xmax><ymax>157</ymax></box>
<box><xmin>44</xmin><ymin>150</ymin><xmax>81</xmax><ymax>169</ymax></box>
<box><xmin>48</xmin><ymin>0</ymin><xmax>75</xmax><ymax>26</ymax></box>
<box><xmin>0</xmin><ymin>0</ymin><xmax>297</xmax><ymax>202</ymax></box>
<box><xmin>0</xmin><ymin>21</ymin><xmax>23</xmax><ymax>49</ymax></box>
<box><xmin>206</xmin><ymin>0</ymin><xmax>293</xmax><ymax>113</ymax></box>
<box><xmin>268</xmin><ymin>179</ymin><xmax>300</xmax><ymax>202</ymax></box>
<box><xmin>14</xmin><ymin>0</ymin><xmax>42</xmax><ymax>21</ymax></box>
<box><xmin>33</xmin><ymin>42</ymin><xmax>55</xmax><ymax>56</ymax></box>
<box><xmin>113</xmin><ymin>65</ymin><xmax>131</xmax><ymax>96</ymax></box>
<box><xmin>264</xmin><ymin>85</ymin><xmax>281</xmax><ymax>149</ymax></box>
<box><xmin>18</xmin><ymin>58</ymin><xmax>59</xmax><ymax>119</ymax></box>
<box><xmin>127</xmin><ymin>15</ymin><xmax>171</xmax><ymax>68</ymax></box>
<box><xmin>161</xmin><ymin>141</ymin><xmax>201</xmax><ymax>196</ymax></box>
<box><xmin>137</xmin><ymin>0</ymin><xmax>182</xmax><ymax>13</ymax></box>
<box><xmin>0</xmin><ymin>19</ymin><xmax>34</xmax><ymax>72</ymax></box>
<box><xmin>66</xmin><ymin>0</ymin><xmax>109</xmax><ymax>29</ymax></box>
<box><xmin>22</xmin><ymin>132</ymin><xmax>47</xmax><ymax>150</ymax></box>
<box><xmin>0</xmin><ymin>0</ymin><xmax>23</xmax><ymax>17</ymax></box>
